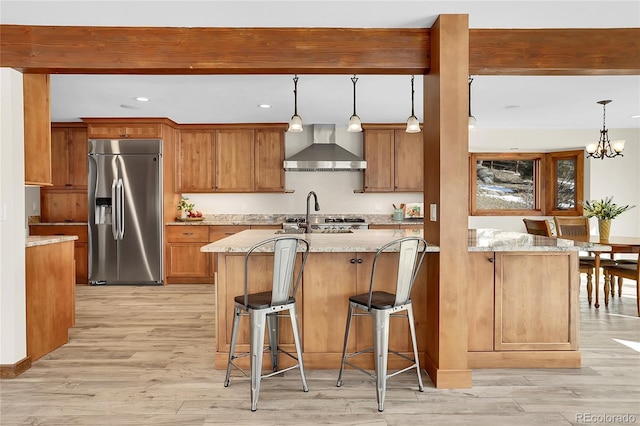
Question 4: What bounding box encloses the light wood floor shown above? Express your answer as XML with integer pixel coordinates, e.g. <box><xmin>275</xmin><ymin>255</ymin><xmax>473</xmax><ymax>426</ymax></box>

<box><xmin>1</xmin><ymin>281</ymin><xmax>639</xmax><ymax>425</ymax></box>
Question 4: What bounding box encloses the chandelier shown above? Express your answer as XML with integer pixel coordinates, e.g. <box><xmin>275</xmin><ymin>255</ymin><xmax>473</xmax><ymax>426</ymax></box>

<box><xmin>586</xmin><ymin>100</ymin><xmax>625</xmax><ymax>159</ymax></box>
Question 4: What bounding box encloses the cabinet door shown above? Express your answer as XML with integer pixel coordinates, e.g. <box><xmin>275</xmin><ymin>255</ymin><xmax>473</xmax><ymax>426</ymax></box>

<box><xmin>363</xmin><ymin>129</ymin><xmax>394</xmax><ymax>192</ymax></box>
<box><xmin>302</xmin><ymin>252</ymin><xmax>357</xmax><ymax>353</ymax></box>
<box><xmin>74</xmin><ymin>242</ymin><xmax>89</xmax><ymax>285</ymax></box>
<box><xmin>24</xmin><ymin>74</ymin><xmax>52</xmax><ymax>186</ymax></box>
<box><xmin>29</xmin><ymin>225</ymin><xmax>88</xmax><ymax>285</ymax></box>
<box><xmin>394</xmin><ymin>130</ymin><xmax>423</xmax><ymax>192</ymax></box>
<box><xmin>87</xmin><ymin>123</ymin><xmax>162</xmax><ymax>139</ymax></box>
<box><xmin>50</xmin><ymin>128</ymin><xmax>71</xmax><ymax>187</ymax></box>
<box><xmin>40</xmin><ymin>190</ymin><xmax>88</xmax><ymax>222</ymax></box>
<box><xmin>494</xmin><ymin>252</ymin><xmax>578</xmax><ymax>351</ymax></box>
<box><xmin>166</xmin><ymin>244</ymin><xmax>210</xmax><ymax>278</ymax></box>
<box><xmin>255</xmin><ymin>129</ymin><xmax>285</xmax><ymax>192</ymax></box>
<box><xmin>467</xmin><ymin>252</ymin><xmax>495</xmax><ymax>352</ymax></box>
<box><xmin>214</xmin><ymin>129</ymin><xmax>254</xmax><ymax>192</ymax></box>
<box><xmin>69</xmin><ymin>127</ymin><xmax>88</xmax><ymax>187</ymax></box>
<box><xmin>176</xmin><ymin>130</ymin><xmax>214</xmax><ymax>192</ymax></box>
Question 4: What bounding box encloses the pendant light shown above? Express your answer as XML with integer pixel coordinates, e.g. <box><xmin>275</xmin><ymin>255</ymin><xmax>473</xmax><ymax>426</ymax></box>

<box><xmin>287</xmin><ymin>75</ymin><xmax>303</xmax><ymax>132</ymax></box>
<box><xmin>347</xmin><ymin>74</ymin><xmax>362</xmax><ymax>132</ymax></box>
<box><xmin>468</xmin><ymin>76</ymin><xmax>477</xmax><ymax>129</ymax></box>
<box><xmin>405</xmin><ymin>75</ymin><xmax>421</xmax><ymax>133</ymax></box>
<box><xmin>586</xmin><ymin>100</ymin><xmax>625</xmax><ymax>159</ymax></box>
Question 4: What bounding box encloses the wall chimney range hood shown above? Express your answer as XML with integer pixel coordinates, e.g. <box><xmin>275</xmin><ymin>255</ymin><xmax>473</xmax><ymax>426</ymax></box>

<box><xmin>283</xmin><ymin>124</ymin><xmax>367</xmax><ymax>171</ymax></box>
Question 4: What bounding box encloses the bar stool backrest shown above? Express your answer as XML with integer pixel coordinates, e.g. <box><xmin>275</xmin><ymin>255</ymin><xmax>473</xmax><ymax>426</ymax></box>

<box><xmin>523</xmin><ymin>218</ymin><xmax>552</xmax><ymax>237</ymax></box>
<box><xmin>244</xmin><ymin>236</ymin><xmax>310</xmax><ymax>307</ymax></box>
<box><xmin>368</xmin><ymin>237</ymin><xmax>427</xmax><ymax>308</ymax></box>
<box><xmin>554</xmin><ymin>216</ymin><xmax>590</xmax><ymax>237</ymax></box>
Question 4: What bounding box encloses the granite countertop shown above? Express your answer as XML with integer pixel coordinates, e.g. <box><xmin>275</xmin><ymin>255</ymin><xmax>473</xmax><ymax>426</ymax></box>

<box><xmin>201</xmin><ymin>229</ymin><xmax>440</xmax><ymax>253</ymax></box>
<box><xmin>26</xmin><ymin>235</ymin><xmax>78</xmax><ymax>248</ymax></box>
<box><xmin>468</xmin><ymin>229</ymin><xmax>612</xmax><ymax>252</ymax></box>
<box><xmin>167</xmin><ymin>214</ymin><xmax>423</xmax><ymax>226</ymax></box>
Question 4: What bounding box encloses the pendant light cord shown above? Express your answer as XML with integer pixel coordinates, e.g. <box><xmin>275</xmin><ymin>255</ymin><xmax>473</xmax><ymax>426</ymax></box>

<box><xmin>351</xmin><ymin>75</ymin><xmax>358</xmax><ymax>116</ymax></box>
<box><xmin>293</xmin><ymin>74</ymin><xmax>299</xmax><ymax>116</ymax></box>
<box><xmin>410</xmin><ymin>75</ymin><xmax>415</xmax><ymax>116</ymax></box>
<box><xmin>468</xmin><ymin>77</ymin><xmax>473</xmax><ymax>117</ymax></box>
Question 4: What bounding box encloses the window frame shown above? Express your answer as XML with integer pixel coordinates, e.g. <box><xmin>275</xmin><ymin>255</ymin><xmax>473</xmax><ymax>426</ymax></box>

<box><xmin>469</xmin><ymin>150</ymin><xmax>584</xmax><ymax>217</ymax></box>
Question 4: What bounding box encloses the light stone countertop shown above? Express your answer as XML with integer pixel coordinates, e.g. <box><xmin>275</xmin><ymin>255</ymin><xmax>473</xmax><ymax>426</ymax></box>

<box><xmin>26</xmin><ymin>235</ymin><xmax>78</xmax><ymax>248</ymax></box>
<box><xmin>167</xmin><ymin>214</ymin><xmax>422</xmax><ymax>226</ymax></box>
<box><xmin>468</xmin><ymin>229</ymin><xmax>612</xmax><ymax>252</ymax></box>
<box><xmin>201</xmin><ymin>229</ymin><xmax>440</xmax><ymax>253</ymax></box>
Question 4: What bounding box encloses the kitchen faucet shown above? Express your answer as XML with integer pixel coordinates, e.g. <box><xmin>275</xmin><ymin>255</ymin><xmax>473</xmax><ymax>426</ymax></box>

<box><xmin>301</xmin><ymin>191</ymin><xmax>320</xmax><ymax>233</ymax></box>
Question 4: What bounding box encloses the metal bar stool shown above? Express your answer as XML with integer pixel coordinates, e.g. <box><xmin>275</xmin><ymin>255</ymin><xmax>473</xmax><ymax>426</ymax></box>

<box><xmin>336</xmin><ymin>236</ymin><xmax>427</xmax><ymax>412</ymax></box>
<box><xmin>224</xmin><ymin>236</ymin><xmax>311</xmax><ymax>411</ymax></box>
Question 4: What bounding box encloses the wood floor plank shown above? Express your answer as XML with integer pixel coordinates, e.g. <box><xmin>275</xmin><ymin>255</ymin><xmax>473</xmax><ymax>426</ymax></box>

<box><xmin>0</xmin><ymin>281</ymin><xmax>638</xmax><ymax>424</ymax></box>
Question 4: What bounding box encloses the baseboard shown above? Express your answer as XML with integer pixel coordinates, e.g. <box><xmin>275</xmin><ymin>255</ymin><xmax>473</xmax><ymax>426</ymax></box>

<box><xmin>0</xmin><ymin>356</ymin><xmax>32</xmax><ymax>378</ymax></box>
<box><xmin>468</xmin><ymin>351</ymin><xmax>581</xmax><ymax>368</ymax></box>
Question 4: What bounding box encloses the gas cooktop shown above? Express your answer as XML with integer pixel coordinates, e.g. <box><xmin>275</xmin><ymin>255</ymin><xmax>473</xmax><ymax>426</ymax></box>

<box><xmin>284</xmin><ymin>216</ymin><xmax>366</xmax><ymax>223</ymax></box>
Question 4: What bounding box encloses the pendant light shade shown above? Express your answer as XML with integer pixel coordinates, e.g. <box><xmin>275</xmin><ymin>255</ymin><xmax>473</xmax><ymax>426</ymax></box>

<box><xmin>288</xmin><ymin>75</ymin><xmax>303</xmax><ymax>132</ymax></box>
<box><xmin>347</xmin><ymin>75</ymin><xmax>362</xmax><ymax>132</ymax></box>
<box><xmin>406</xmin><ymin>75</ymin><xmax>421</xmax><ymax>133</ymax></box>
<box><xmin>468</xmin><ymin>76</ymin><xmax>477</xmax><ymax>129</ymax></box>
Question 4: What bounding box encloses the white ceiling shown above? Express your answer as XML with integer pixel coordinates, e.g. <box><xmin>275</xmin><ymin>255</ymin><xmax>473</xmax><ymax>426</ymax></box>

<box><xmin>2</xmin><ymin>1</ymin><xmax>640</xmax><ymax>130</ymax></box>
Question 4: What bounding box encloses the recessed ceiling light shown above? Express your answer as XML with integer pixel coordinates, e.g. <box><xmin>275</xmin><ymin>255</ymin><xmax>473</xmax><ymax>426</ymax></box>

<box><xmin>120</xmin><ymin>104</ymin><xmax>140</xmax><ymax>109</ymax></box>
<box><xmin>135</xmin><ymin>97</ymin><xmax>150</xmax><ymax>102</ymax></box>
<box><xmin>258</xmin><ymin>104</ymin><xmax>272</xmax><ymax>109</ymax></box>
<box><xmin>504</xmin><ymin>105</ymin><xmax>520</xmax><ymax>110</ymax></box>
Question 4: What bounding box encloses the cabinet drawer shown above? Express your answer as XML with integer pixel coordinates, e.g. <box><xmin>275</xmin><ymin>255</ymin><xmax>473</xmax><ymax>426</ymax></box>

<box><xmin>209</xmin><ymin>225</ymin><xmax>248</xmax><ymax>242</ymax></box>
<box><xmin>30</xmin><ymin>225</ymin><xmax>88</xmax><ymax>243</ymax></box>
<box><xmin>166</xmin><ymin>226</ymin><xmax>209</xmax><ymax>242</ymax></box>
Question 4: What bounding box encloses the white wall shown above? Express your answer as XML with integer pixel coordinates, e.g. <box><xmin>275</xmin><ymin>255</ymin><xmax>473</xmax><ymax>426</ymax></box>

<box><xmin>468</xmin><ymin>128</ymin><xmax>640</xmax><ymax>237</ymax></box>
<box><xmin>0</xmin><ymin>68</ymin><xmax>27</xmax><ymax>365</ymax></box>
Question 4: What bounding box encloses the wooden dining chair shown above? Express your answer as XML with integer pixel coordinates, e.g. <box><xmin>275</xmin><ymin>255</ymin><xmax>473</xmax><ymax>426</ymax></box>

<box><xmin>602</xmin><ymin>256</ymin><xmax>639</xmax><ymax>316</ymax></box>
<box><xmin>553</xmin><ymin>216</ymin><xmax>609</xmax><ymax>306</ymax></box>
<box><xmin>523</xmin><ymin>218</ymin><xmax>552</xmax><ymax>237</ymax></box>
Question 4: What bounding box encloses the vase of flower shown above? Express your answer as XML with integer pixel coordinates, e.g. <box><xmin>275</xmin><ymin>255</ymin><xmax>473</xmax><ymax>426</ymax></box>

<box><xmin>580</xmin><ymin>196</ymin><xmax>635</xmax><ymax>242</ymax></box>
<box><xmin>597</xmin><ymin>219</ymin><xmax>611</xmax><ymax>242</ymax></box>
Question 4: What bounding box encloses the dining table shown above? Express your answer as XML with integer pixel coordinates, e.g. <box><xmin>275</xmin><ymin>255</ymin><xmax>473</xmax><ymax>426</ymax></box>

<box><xmin>557</xmin><ymin>235</ymin><xmax>640</xmax><ymax>308</ymax></box>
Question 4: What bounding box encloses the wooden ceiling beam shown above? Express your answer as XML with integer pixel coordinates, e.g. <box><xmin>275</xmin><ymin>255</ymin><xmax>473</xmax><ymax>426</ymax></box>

<box><xmin>1</xmin><ymin>25</ymin><xmax>638</xmax><ymax>75</ymax></box>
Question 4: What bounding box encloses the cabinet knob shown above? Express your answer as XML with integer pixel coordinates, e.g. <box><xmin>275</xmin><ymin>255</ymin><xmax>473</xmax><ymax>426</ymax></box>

<box><xmin>350</xmin><ymin>258</ymin><xmax>356</xmax><ymax>264</ymax></box>
<box><xmin>224</xmin><ymin>232</ymin><xmax>235</xmax><ymax>236</ymax></box>
<box><xmin>357</xmin><ymin>259</ymin><xmax>363</xmax><ymax>264</ymax></box>
<box><xmin>183</xmin><ymin>232</ymin><xmax>194</xmax><ymax>236</ymax></box>
<box><xmin>488</xmin><ymin>257</ymin><xmax>495</xmax><ymax>263</ymax></box>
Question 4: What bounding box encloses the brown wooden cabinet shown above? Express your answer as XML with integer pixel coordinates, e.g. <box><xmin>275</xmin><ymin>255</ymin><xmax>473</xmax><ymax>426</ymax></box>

<box><xmin>29</xmin><ymin>225</ymin><xmax>88</xmax><ymax>284</ymax></box>
<box><xmin>175</xmin><ymin>129</ymin><xmax>215</xmax><ymax>192</ymax></box>
<box><xmin>175</xmin><ymin>125</ymin><xmax>286</xmax><ymax>193</ymax></box>
<box><xmin>254</xmin><ymin>128</ymin><xmax>285</xmax><ymax>192</ymax></box>
<box><xmin>467</xmin><ymin>251</ymin><xmax>580</xmax><ymax>368</ymax></box>
<box><xmin>86</xmin><ymin>122</ymin><xmax>163</xmax><ymax>139</ymax></box>
<box><xmin>363</xmin><ymin>125</ymin><xmax>423</xmax><ymax>192</ymax></box>
<box><xmin>24</xmin><ymin>74</ymin><xmax>52</xmax><ymax>186</ymax></box>
<box><xmin>165</xmin><ymin>226</ymin><xmax>211</xmax><ymax>284</ymax></box>
<box><xmin>215</xmin><ymin>129</ymin><xmax>254</xmax><ymax>192</ymax></box>
<box><xmin>26</xmin><ymin>240</ymin><xmax>75</xmax><ymax>361</ymax></box>
<box><xmin>165</xmin><ymin>224</ymin><xmax>249</xmax><ymax>284</ymax></box>
<box><xmin>40</xmin><ymin>190</ymin><xmax>88</xmax><ymax>223</ymax></box>
<box><xmin>50</xmin><ymin>124</ymin><xmax>88</xmax><ymax>188</ymax></box>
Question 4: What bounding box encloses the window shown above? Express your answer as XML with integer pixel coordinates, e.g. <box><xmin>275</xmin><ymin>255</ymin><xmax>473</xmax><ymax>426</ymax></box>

<box><xmin>469</xmin><ymin>150</ymin><xmax>583</xmax><ymax>216</ymax></box>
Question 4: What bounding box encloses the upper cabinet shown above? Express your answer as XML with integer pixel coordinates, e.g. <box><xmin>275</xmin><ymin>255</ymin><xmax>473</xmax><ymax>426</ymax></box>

<box><xmin>50</xmin><ymin>124</ymin><xmax>88</xmax><ymax>188</ymax></box>
<box><xmin>175</xmin><ymin>125</ymin><xmax>286</xmax><ymax>193</ymax></box>
<box><xmin>24</xmin><ymin>74</ymin><xmax>52</xmax><ymax>186</ymax></box>
<box><xmin>85</xmin><ymin>121</ymin><xmax>163</xmax><ymax>139</ymax></box>
<box><xmin>362</xmin><ymin>124</ymin><xmax>423</xmax><ymax>192</ymax></box>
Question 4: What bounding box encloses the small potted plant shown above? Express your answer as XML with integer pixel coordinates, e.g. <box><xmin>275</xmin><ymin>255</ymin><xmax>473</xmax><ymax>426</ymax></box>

<box><xmin>580</xmin><ymin>196</ymin><xmax>635</xmax><ymax>241</ymax></box>
<box><xmin>177</xmin><ymin>196</ymin><xmax>202</xmax><ymax>220</ymax></box>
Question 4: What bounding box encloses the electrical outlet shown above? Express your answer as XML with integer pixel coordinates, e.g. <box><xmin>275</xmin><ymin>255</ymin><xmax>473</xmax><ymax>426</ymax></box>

<box><xmin>241</xmin><ymin>203</ymin><xmax>247</xmax><ymax>212</ymax></box>
<box><xmin>374</xmin><ymin>204</ymin><xmax>382</xmax><ymax>212</ymax></box>
<box><xmin>32</xmin><ymin>202</ymin><xmax>37</xmax><ymax>212</ymax></box>
<box><xmin>430</xmin><ymin>204</ymin><xmax>437</xmax><ymax>222</ymax></box>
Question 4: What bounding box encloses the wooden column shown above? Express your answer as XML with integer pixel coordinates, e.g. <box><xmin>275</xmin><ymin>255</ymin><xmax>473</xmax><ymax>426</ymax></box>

<box><xmin>422</xmin><ymin>14</ymin><xmax>472</xmax><ymax>388</ymax></box>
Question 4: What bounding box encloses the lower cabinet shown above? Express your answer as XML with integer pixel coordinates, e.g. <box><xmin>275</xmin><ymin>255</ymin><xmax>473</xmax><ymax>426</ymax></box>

<box><xmin>29</xmin><ymin>224</ymin><xmax>88</xmax><ymax>284</ymax></box>
<box><xmin>467</xmin><ymin>251</ymin><xmax>580</xmax><ymax>368</ymax></box>
<box><xmin>165</xmin><ymin>225</ymin><xmax>248</xmax><ymax>284</ymax></box>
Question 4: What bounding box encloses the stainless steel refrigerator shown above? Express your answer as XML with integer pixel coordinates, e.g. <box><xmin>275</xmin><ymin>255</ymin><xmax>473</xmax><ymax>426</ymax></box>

<box><xmin>88</xmin><ymin>139</ymin><xmax>163</xmax><ymax>285</ymax></box>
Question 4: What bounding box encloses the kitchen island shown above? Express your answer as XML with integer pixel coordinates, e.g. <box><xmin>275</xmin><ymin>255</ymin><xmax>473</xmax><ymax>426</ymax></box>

<box><xmin>202</xmin><ymin>229</ymin><xmax>604</xmax><ymax>372</ymax></box>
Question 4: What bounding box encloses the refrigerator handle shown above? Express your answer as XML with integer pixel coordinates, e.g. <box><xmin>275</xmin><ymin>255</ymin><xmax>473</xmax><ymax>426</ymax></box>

<box><xmin>111</xmin><ymin>178</ymin><xmax>119</xmax><ymax>240</ymax></box>
<box><xmin>117</xmin><ymin>178</ymin><xmax>125</xmax><ymax>240</ymax></box>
